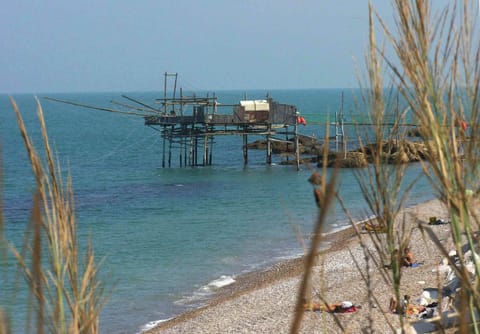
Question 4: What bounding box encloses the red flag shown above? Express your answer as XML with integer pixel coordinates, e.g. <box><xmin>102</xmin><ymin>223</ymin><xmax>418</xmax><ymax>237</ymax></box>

<box><xmin>297</xmin><ymin>116</ymin><xmax>307</xmax><ymax>125</ymax></box>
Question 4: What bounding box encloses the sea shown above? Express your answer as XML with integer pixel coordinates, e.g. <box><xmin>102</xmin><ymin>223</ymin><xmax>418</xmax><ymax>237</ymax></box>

<box><xmin>0</xmin><ymin>89</ymin><xmax>434</xmax><ymax>333</ymax></box>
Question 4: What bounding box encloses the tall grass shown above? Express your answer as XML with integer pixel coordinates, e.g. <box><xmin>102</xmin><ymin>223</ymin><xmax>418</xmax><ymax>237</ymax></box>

<box><xmin>1</xmin><ymin>98</ymin><xmax>107</xmax><ymax>333</ymax></box>
<box><xmin>349</xmin><ymin>2</ymin><xmax>425</xmax><ymax>330</ymax></box>
<box><xmin>292</xmin><ymin>0</ymin><xmax>480</xmax><ymax>333</ymax></box>
<box><xmin>379</xmin><ymin>1</ymin><xmax>480</xmax><ymax>332</ymax></box>
<box><xmin>0</xmin><ymin>143</ymin><xmax>9</xmax><ymax>334</ymax></box>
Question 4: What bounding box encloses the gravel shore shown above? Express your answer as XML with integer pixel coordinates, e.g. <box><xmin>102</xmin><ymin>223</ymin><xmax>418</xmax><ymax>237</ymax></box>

<box><xmin>146</xmin><ymin>198</ymin><xmax>460</xmax><ymax>334</ymax></box>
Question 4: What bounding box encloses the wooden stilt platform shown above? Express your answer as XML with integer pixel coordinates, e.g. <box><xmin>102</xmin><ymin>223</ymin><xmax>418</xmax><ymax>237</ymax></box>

<box><xmin>144</xmin><ymin>73</ymin><xmax>302</xmax><ymax>169</ymax></box>
<box><xmin>43</xmin><ymin>73</ymin><xmax>304</xmax><ymax>169</ymax></box>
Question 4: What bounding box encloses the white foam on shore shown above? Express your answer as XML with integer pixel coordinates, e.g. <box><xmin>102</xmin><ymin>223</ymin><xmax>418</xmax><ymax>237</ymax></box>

<box><xmin>138</xmin><ymin>318</ymin><xmax>173</xmax><ymax>333</ymax></box>
<box><xmin>322</xmin><ymin>214</ymin><xmax>377</xmax><ymax>236</ymax></box>
<box><xmin>275</xmin><ymin>252</ymin><xmax>304</xmax><ymax>261</ymax></box>
<box><xmin>203</xmin><ymin>275</ymin><xmax>236</xmax><ymax>290</ymax></box>
<box><xmin>174</xmin><ymin>275</ymin><xmax>236</xmax><ymax>306</ymax></box>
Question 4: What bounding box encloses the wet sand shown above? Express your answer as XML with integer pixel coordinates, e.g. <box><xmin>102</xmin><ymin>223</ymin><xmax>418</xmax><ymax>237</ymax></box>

<box><xmin>145</xmin><ymin>198</ymin><xmax>457</xmax><ymax>333</ymax></box>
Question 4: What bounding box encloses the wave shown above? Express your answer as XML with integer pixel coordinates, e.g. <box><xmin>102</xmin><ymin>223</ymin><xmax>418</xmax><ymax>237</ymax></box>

<box><xmin>204</xmin><ymin>275</ymin><xmax>236</xmax><ymax>290</ymax></box>
<box><xmin>174</xmin><ymin>274</ymin><xmax>236</xmax><ymax>307</ymax></box>
<box><xmin>138</xmin><ymin>318</ymin><xmax>173</xmax><ymax>333</ymax></box>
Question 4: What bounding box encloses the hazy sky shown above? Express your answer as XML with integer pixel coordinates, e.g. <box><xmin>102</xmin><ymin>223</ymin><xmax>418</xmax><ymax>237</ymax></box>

<box><xmin>0</xmin><ymin>1</ymin><xmax>449</xmax><ymax>93</ymax></box>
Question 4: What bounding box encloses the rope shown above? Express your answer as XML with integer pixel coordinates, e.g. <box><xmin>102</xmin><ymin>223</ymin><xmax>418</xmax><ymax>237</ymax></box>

<box><xmin>86</xmin><ymin>127</ymin><xmax>159</xmax><ymax>163</ymax></box>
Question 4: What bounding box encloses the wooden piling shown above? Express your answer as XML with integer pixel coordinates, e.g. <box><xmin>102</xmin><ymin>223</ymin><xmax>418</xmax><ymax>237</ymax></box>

<box><xmin>266</xmin><ymin>125</ymin><xmax>272</xmax><ymax>164</ymax></box>
<box><xmin>208</xmin><ymin>130</ymin><xmax>213</xmax><ymax>165</ymax></box>
<box><xmin>194</xmin><ymin>136</ymin><xmax>198</xmax><ymax>166</ymax></box>
<box><xmin>168</xmin><ymin>126</ymin><xmax>173</xmax><ymax>167</ymax></box>
<box><xmin>162</xmin><ymin>125</ymin><xmax>166</xmax><ymax>168</ymax></box>
<box><xmin>189</xmin><ymin>133</ymin><xmax>194</xmax><ymax>167</ymax></box>
<box><xmin>184</xmin><ymin>133</ymin><xmax>188</xmax><ymax>167</ymax></box>
<box><xmin>203</xmin><ymin>133</ymin><xmax>208</xmax><ymax>166</ymax></box>
<box><xmin>294</xmin><ymin>123</ymin><xmax>300</xmax><ymax>171</ymax></box>
<box><xmin>243</xmin><ymin>128</ymin><xmax>248</xmax><ymax>165</ymax></box>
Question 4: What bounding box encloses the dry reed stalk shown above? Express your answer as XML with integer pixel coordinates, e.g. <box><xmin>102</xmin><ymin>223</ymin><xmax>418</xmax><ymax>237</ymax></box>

<box><xmin>290</xmin><ymin>126</ymin><xmax>339</xmax><ymax>333</ymax></box>
<box><xmin>5</xmin><ymin>97</ymin><xmax>107</xmax><ymax>333</ymax></box>
<box><xmin>0</xmin><ymin>310</ymin><xmax>9</xmax><ymax>334</ymax></box>
<box><xmin>0</xmin><ymin>144</ymin><xmax>3</xmax><ymax>252</ymax></box>
<box><xmin>0</xmin><ymin>136</ymin><xmax>7</xmax><ymax>334</ymax></box>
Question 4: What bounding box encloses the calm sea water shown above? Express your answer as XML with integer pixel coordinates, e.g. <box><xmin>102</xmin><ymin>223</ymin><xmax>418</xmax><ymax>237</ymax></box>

<box><xmin>0</xmin><ymin>89</ymin><xmax>433</xmax><ymax>333</ymax></box>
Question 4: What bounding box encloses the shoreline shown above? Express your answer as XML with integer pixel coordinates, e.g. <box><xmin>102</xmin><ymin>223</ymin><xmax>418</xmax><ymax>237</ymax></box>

<box><xmin>144</xmin><ymin>199</ymin><xmax>448</xmax><ymax>333</ymax></box>
<box><xmin>143</xmin><ymin>195</ymin><xmax>480</xmax><ymax>333</ymax></box>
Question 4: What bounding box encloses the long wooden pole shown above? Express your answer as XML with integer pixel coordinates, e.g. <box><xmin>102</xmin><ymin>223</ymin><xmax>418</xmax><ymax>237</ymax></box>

<box><xmin>163</xmin><ymin>72</ymin><xmax>167</xmax><ymax>114</ymax></box>
<box><xmin>121</xmin><ymin>94</ymin><xmax>160</xmax><ymax>112</ymax></box>
<box><xmin>341</xmin><ymin>91</ymin><xmax>346</xmax><ymax>158</ymax></box>
<box><xmin>42</xmin><ymin>97</ymin><xmax>150</xmax><ymax>116</ymax></box>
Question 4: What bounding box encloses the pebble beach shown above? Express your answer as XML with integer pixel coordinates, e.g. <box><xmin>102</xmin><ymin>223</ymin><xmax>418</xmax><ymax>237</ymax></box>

<box><xmin>145</xmin><ymin>198</ymin><xmax>467</xmax><ymax>334</ymax></box>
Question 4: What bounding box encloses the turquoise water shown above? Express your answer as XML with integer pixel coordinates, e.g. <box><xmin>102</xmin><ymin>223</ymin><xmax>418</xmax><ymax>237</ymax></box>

<box><xmin>0</xmin><ymin>90</ymin><xmax>433</xmax><ymax>333</ymax></box>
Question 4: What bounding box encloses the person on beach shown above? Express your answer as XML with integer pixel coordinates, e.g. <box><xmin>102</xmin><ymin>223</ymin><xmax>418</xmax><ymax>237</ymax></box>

<box><xmin>402</xmin><ymin>247</ymin><xmax>415</xmax><ymax>267</ymax></box>
<box><xmin>389</xmin><ymin>295</ymin><xmax>425</xmax><ymax>315</ymax></box>
<box><xmin>388</xmin><ymin>295</ymin><xmax>407</xmax><ymax>314</ymax></box>
<box><xmin>304</xmin><ymin>300</ymin><xmax>359</xmax><ymax>313</ymax></box>
<box><xmin>385</xmin><ymin>248</ymin><xmax>418</xmax><ymax>269</ymax></box>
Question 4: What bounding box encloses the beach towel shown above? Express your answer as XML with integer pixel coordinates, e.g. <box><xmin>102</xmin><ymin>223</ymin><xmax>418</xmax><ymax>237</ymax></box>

<box><xmin>304</xmin><ymin>302</ymin><xmax>359</xmax><ymax>313</ymax></box>
<box><xmin>409</xmin><ymin>262</ymin><xmax>422</xmax><ymax>268</ymax></box>
<box><xmin>338</xmin><ymin>305</ymin><xmax>358</xmax><ymax>313</ymax></box>
<box><xmin>419</xmin><ymin>288</ymin><xmax>438</xmax><ymax>306</ymax></box>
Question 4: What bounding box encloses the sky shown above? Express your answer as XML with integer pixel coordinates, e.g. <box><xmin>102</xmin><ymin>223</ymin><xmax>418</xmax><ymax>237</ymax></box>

<box><xmin>0</xmin><ymin>0</ymin><xmax>455</xmax><ymax>94</ymax></box>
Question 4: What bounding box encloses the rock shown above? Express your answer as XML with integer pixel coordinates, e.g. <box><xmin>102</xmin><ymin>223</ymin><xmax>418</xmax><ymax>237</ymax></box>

<box><xmin>316</xmin><ymin>151</ymin><xmax>368</xmax><ymax>168</ymax></box>
<box><xmin>354</xmin><ymin>140</ymin><xmax>432</xmax><ymax>164</ymax></box>
<box><xmin>249</xmin><ymin>137</ymin><xmax>434</xmax><ymax>167</ymax></box>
